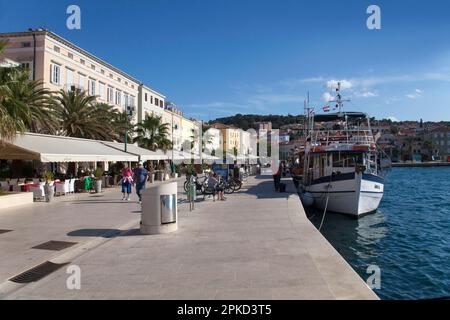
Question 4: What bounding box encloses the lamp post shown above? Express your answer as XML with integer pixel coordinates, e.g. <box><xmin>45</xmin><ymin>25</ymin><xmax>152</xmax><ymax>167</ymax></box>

<box><xmin>124</xmin><ymin>105</ymin><xmax>136</xmax><ymax>153</ymax></box>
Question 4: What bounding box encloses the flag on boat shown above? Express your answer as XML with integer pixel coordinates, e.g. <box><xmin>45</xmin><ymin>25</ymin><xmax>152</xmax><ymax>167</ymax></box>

<box><xmin>323</xmin><ymin>105</ymin><xmax>330</xmax><ymax>112</ymax></box>
<box><xmin>309</xmin><ymin>108</ymin><xmax>315</xmax><ymax>115</ymax></box>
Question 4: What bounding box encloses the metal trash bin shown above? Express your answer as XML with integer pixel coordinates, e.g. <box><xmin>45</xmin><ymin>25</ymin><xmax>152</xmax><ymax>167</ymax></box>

<box><xmin>140</xmin><ymin>181</ymin><xmax>178</xmax><ymax>234</ymax></box>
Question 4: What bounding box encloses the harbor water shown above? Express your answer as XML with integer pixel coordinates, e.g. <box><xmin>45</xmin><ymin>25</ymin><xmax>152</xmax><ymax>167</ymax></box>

<box><xmin>308</xmin><ymin>167</ymin><xmax>450</xmax><ymax>300</ymax></box>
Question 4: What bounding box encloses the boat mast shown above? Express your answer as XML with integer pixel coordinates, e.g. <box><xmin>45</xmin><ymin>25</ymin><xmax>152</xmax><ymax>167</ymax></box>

<box><xmin>328</xmin><ymin>82</ymin><xmax>350</xmax><ymax>113</ymax></box>
<box><xmin>303</xmin><ymin>92</ymin><xmax>314</xmax><ymax>186</ymax></box>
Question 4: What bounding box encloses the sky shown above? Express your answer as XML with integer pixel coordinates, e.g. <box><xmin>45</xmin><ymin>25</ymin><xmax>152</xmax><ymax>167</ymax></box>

<box><xmin>1</xmin><ymin>0</ymin><xmax>450</xmax><ymax>122</ymax></box>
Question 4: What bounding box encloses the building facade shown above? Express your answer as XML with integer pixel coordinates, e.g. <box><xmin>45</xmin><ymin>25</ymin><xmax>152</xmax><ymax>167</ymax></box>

<box><xmin>429</xmin><ymin>127</ymin><xmax>450</xmax><ymax>161</ymax></box>
<box><xmin>138</xmin><ymin>84</ymin><xmax>165</xmax><ymax>123</ymax></box>
<box><xmin>0</xmin><ymin>30</ymin><xmax>151</xmax><ymax>123</ymax></box>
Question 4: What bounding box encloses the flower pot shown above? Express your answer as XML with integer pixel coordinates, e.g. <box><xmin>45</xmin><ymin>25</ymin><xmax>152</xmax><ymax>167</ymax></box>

<box><xmin>94</xmin><ymin>180</ymin><xmax>102</xmax><ymax>193</ymax></box>
<box><xmin>44</xmin><ymin>183</ymin><xmax>54</xmax><ymax>202</ymax></box>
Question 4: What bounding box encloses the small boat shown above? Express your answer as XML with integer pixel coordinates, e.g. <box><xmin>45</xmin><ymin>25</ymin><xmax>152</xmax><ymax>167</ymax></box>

<box><xmin>300</xmin><ymin>83</ymin><xmax>387</xmax><ymax>218</ymax></box>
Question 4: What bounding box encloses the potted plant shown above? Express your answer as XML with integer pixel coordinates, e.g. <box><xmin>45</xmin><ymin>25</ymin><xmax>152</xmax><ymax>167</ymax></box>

<box><xmin>156</xmin><ymin>164</ymin><xmax>164</xmax><ymax>181</ymax></box>
<box><xmin>94</xmin><ymin>168</ymin><xmax>104</xmax><ymax>193</ymax></box>
<box><xmin>42</xmin><ymin>171</ymin><xmax>54</xmax><ymax>202</ymax></box>
<box><xmin>148</xmin><ymin>163</ymin><xmax>155</xmax><ymax>183</ymax></box>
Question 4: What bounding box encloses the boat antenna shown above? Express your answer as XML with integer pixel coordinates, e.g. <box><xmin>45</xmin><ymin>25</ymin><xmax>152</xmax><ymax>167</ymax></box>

<box><xmin>328</xmin><ymin>82</ymin><xmax>350</xmax><ymax>113</ymax></box>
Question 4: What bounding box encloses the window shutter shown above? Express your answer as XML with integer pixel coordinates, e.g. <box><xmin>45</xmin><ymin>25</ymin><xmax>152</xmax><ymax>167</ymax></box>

<box><xmin>50</xmin><ymin>64</ymin><xmax>54</xmax><ymax>83</ymax></box>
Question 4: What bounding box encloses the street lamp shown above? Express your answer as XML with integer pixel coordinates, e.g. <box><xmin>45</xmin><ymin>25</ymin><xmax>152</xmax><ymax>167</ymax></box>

<box><xmin>124</xmin><ymin>105</ymin><xmax>136</xmax><ymax>153</ymax></box>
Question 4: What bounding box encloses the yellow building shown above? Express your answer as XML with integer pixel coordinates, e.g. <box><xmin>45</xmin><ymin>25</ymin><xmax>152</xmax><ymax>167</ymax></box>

<box><xmin>221</xmin><ymin>128</ymin><xmax>241</xmax><ymax>154</ymax></box>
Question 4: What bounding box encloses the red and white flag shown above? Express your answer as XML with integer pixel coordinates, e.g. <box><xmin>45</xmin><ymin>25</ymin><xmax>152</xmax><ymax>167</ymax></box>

<box><xmin>323</xmin><ymin>105</ymin><xmax>330</xmax><ymax>112</ymax></box>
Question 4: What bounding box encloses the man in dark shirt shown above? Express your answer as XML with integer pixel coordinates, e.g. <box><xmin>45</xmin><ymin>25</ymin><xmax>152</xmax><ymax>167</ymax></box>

<box><xmin>133</xmin><ymin>161</ymin><xmax>148</xmax><ymax>204</ymax></box>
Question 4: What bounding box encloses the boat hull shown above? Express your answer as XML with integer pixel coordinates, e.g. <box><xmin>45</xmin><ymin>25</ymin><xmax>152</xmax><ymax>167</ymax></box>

<box><xmin>306</xmin><ymin>173</ymin><xmax>384</xmax><ymax>218</ymax></box>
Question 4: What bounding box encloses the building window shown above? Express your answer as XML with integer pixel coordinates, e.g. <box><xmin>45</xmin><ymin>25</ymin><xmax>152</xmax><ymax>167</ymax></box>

<box><xmin>118</xmin><ymin>78</ymin><xmax>121</xmax><ymax>83</ymax></box>
<box><xmin>80</xmin><ymin>59</ymin><xmax>85</xmax><ymax>65</ymax></box>
<box><xmin>115</xmin><ymin>91</ymin><xmax>122</xmax><ymax>106</ymax></box>
<box><xmin>21</xmin><ymin>62</ymin><xmax>30</xmax><ymax>69</ymax></box>
<box><xmin>68</xmin><ymin>52</ymin><xmax>73</xmax><ymax>59</ymax></box>
<box><xmin>66</xmin><ymin>69</ymin><xmax>74</xmax><ymax>88</ymax></box>
<box><xmin>99</xmin><ymin>83</ymin><xmax>105</xmax><ymax>100</ymax></box>
<box><xmin>145</xmin><ymin>93</ymin><xmax>148</xmax><ymax>102</ymax></box>
<box><xmin>54</xmin><ymin>46</ymin><xmax>60</xmax><ymax>53</ymax></box>
<box><xmin>107</xmin><ymin>87</ymin><xmax>114</xmax><ymax>103</ymax></box>
<box><xmin>101</xmin><ymin>69</ymin><xmax>105</xmax><ymax>75</ymax></box>
<box><xmin>159</xmin><ymin>100</ymin><xmax>163</xmax><ymax>108</ymax></box>
<box><xmin>125</xmin><ymin>81</ymin><xmax>128</xmax><ymax>86</ymax></box>
<box><xmin>91</xmin><ymin>64</ymin><xmax>95</xmax><ymax>70</ymax></box>
<box><xmin>88</xmin><ymin>79</ymin><xmax>96</xmax><ymax>96</ymax></box>
<box><xmin>109</xmin><ymin>73</ymin><xmax>113</xmax><ymax>78</ymax></box>
<box><xmin>124</xmin><ymin>93</ymin><xmax>129</xmax><ymax>107</ymax></box>
<box><xmin>22</xmin><ymin>42</ymin><xmax>31</xmax><ymax>48</ymax></box>
<box><xmin>155</xmin><ymin>98</ymin><xmax>159</xmax><ymax>106</ymax></box>
<box><xmin>50</xmin><ymin>64</ymin><xmax>61</xmax><ymax>85</ymax></box>
<box><xmin>151</xmin><ymin>96</ymin><xmax>153</xmax><ymax>104</ymax></box>
<box><xmin>78</xmin><ymin>74</ymin><xmax>85</xmax><ymax>90</ymax></box>
<box><xmin>131</xmin><ymin>85</ymin><xmax>134</xmax><ymax>89</ymax></box>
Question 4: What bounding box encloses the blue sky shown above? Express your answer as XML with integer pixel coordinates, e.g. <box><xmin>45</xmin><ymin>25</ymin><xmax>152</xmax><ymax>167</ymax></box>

<box><xmin>1</xmin><ymin>0</ymin><xmax>450</xmax><ymax>121</ymax></box>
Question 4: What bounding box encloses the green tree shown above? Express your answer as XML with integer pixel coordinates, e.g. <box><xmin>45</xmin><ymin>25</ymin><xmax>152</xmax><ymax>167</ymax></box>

<box><xmin>134</xmin><ymin>114</ymin><xmax>172</xmax><ymax>151</ymax></box>
<box><xmin>51</xmin><ymin>89</ymin><xmax>118</xmax><ymax>140</ymax></box>
<box><xmin>0</xmin><ymin>40</ymin><xmax>57</xmax><ymax>140</ymax></box>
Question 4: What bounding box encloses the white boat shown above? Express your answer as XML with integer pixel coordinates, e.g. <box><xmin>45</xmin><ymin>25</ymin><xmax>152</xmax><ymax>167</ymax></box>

<box><xmin>300</xmin><ymin>83</ymin><xmax>387</xmax><ymax>218</ymax></box>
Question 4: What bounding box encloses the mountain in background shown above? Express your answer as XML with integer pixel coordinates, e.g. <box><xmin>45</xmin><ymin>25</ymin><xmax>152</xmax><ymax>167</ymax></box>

<box><xmin>208</xmin><ymin>114</ymin><xmax>305</xmax><ymax>130</ymax></box>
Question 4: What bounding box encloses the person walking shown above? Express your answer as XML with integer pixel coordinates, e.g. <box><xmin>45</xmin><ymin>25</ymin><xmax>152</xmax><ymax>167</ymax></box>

<box><xmin>120</xmin><ymin>163</ymin><xmax>133</xmax><ymax>201</ymax></box>
<box><xmin>133</xmin><ymin>161</ymin><xmax>148</xmax><ymax>204</ymax></box>
<box><xmin>273</xmin><ymin>162</ymin><xmax>282</xmax><ymax>191</ymax></box>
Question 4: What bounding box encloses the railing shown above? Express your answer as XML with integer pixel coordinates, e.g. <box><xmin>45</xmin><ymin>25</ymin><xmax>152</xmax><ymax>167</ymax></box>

<box><xmin>312</xmin><ymin>129</ymin><xmax>375</xmax><ymax>147</ymax></box>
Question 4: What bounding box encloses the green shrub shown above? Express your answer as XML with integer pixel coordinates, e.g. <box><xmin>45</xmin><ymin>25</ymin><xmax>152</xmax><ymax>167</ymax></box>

<box><xmin>42</xmin><ymin>171</ymin><xmax>54</xmax><ymax>182</ymax></box>
<box><xmin>94</xmin><ymin>168</ymin><xmax>104</xmax><ymax>179</ymax></box>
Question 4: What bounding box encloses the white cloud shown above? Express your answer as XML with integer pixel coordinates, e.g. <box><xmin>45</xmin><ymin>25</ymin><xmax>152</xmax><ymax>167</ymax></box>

<box><xmin>322</xmin><ymin>92</ymin><xmax>334</xmax><ymax>102</ymax></box>
<box><xmin>356</xmin><ymin>91</ymin><xmax>378</xmax><ymax>98</ymax></box>
<box><xmin>326</xmin><ymin>79</ymin><xmax>353</xmax><ymax>90</ymax></box>
<box><xmin>406</xmin><ymin>88</ymin><xmax>424</xmax><ymax>99</ymax></box>
<box><xmin>387</xmin><ymin>116</ymin><xmax>399</xmax><ymax>122</ymax></box>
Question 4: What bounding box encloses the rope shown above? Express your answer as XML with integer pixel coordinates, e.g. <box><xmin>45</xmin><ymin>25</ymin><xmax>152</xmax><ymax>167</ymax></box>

<box><xmin>318</xmin><ymin>173</ymin><xmax>333</xmax><ymax>231</ymax></box>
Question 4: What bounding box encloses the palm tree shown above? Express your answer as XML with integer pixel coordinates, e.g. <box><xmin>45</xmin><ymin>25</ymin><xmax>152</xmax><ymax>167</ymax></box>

<box><xmin>1</xmin><ymin>40</ymin><xmax>57</xmax><ymax>141</ymax></box>
<box><xmin>111</xmin><ymin>110</ymin><xmax>134</xmax><ymax>143</ymax></box>
<box><xmin>4</xmin><ymin>71</ymin><xmax>57</xmax><ymax>134</ymax></box>
<box><xmin>134</xmin><ymin>114</ymin><xmax>172</xmax><ymax>151</ymax></box>
<box><xmin>51</xmin><ymin>89</ymin><xmax>118</xmax><ymax>140</ymax></box>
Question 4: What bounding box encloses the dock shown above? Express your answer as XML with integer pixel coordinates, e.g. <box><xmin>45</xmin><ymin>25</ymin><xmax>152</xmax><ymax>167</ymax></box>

<box><xmin>0</xmin><ymin>176</ymin><xmax>378</xmax><ymax>300</ymax></box>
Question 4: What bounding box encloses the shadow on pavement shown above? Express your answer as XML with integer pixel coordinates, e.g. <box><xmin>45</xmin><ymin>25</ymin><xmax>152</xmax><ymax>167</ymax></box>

<box><xmin>245</xmin><ymin>178</ymin><xmax>297</xmax><ymax>200</ymax></box>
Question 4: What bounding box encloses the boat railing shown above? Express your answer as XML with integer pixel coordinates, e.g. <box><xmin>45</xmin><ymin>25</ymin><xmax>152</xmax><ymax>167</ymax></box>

<box><xmin>313</xmin><ymin>130</ymin><xmax>375</xmax><ymax>146</ymax></box>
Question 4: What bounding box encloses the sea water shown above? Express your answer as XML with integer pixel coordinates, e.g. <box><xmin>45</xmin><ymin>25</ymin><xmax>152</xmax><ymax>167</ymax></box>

<box><xmin>308</xmin><ymin>167</ymin><xmax>450</xmax><ymax>300</ymax></box>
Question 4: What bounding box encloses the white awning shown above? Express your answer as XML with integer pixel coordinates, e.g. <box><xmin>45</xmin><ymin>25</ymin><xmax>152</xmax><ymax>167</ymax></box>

<box><xmin>0</xmin><ymin>133</ymin><xmax>138</xmax><ymax>162</ymax></box>
<box><xmin>100</xmin><ymin>141</ymin><xmax>170</xmax><ymax>161</ymax></box>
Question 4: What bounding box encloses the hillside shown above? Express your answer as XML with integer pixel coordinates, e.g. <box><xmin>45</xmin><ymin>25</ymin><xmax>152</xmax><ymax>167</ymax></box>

<box><xmin>208</xmin><ymin>114</ymin><xmax>305</xmax><ymax>130</ymax></box>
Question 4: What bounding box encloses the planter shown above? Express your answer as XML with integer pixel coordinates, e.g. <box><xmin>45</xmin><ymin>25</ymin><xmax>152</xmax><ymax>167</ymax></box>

<box><xmin>94</xmin><ymin>180</ymin><xmax>102</xmax><ymax>193</ymax></box>
<box><xmin>44</xmin><ymin>183</ymin><xmax>55</xmax><ymax>202</ymax></box>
